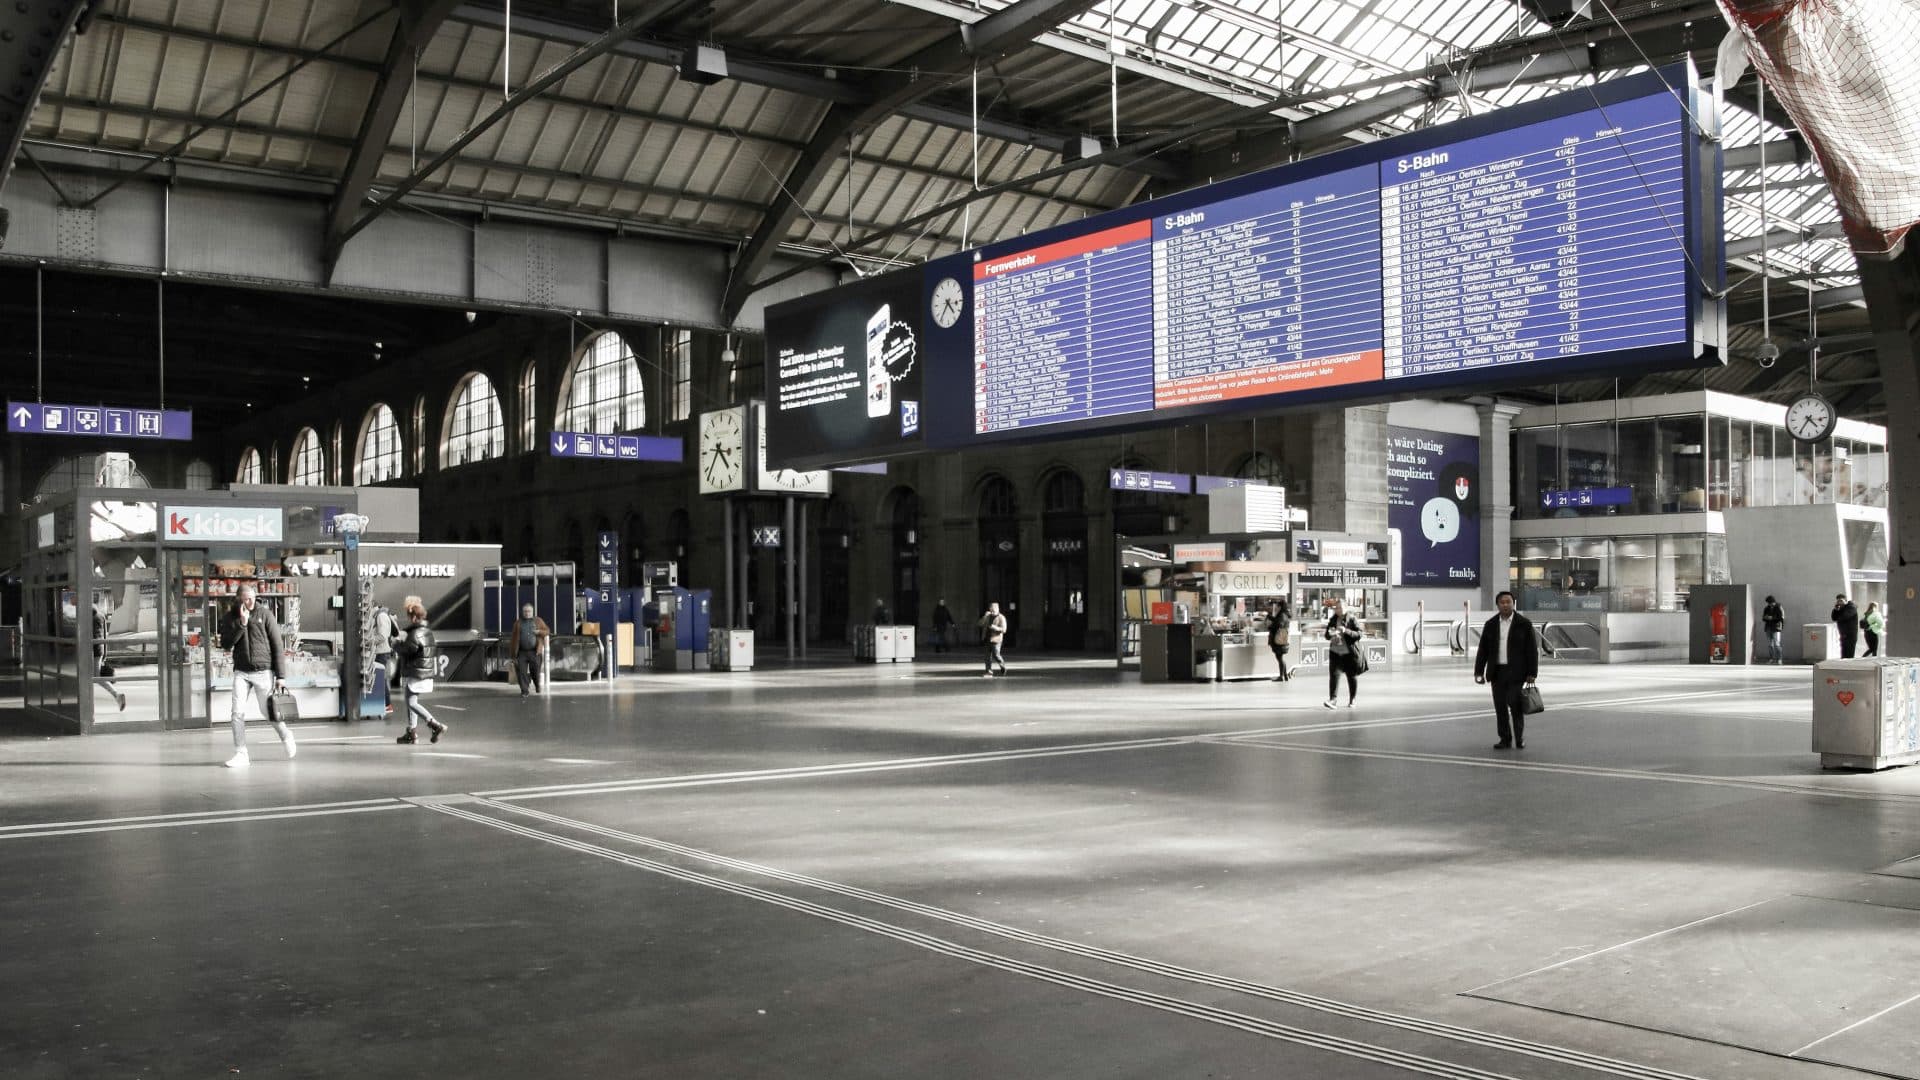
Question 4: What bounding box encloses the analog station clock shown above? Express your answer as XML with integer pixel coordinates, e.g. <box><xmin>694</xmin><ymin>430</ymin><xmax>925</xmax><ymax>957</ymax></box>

<box><xmin>698</xmin><ymin>406</ymin><xmax>747</xmax><ymax>494</ymax></box>
<box><xmin>1785</xmin><ymin>393</ymin><xmax>1836</xmax><ymax>444</ymax></box>
<box><xmin>929</xmin><ymin>276</ymin><xmax>964</xmax><ymax>329</ymax></box>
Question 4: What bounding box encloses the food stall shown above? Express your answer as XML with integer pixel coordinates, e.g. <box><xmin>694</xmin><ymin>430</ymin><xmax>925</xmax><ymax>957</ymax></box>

<box><xmin>1287</xmin><ymin>531</ymin><xmax>1393</xmax><ymax>676</ymax></box>
<box><xmin>1118</xmin><ymin>533</ymin><xmax>1298</xmax><ymax>682</ymax></box>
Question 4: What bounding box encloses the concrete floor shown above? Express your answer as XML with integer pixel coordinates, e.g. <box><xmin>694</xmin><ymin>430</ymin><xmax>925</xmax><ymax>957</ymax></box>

<box><xmin>2</xmin><ymin>655</ymin><xmax>1918</xmax><ymax>1079</ymax></box>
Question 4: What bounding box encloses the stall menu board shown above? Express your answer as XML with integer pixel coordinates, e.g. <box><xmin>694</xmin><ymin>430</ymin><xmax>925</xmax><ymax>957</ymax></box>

<box><xmin>960</xmin><ymin>81</ymin><xmax>1703</xmax><ymax>438</ymax></box>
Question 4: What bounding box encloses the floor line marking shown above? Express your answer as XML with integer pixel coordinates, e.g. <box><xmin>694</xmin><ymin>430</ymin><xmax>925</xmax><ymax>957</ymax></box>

<box><xmin>0</xmin><ymin>796</ymin><xmax>404</xmax><ymax>833</ymax></box>
<box><xmin>478</xmin><ymin>798</ymin><xmax>1714</xmax><ymax>1080</ymax></box>
<box><xmin>423</xmin><ymin>801</ymin><xmax>1547</xmax><ymax>1080</ymax></box>
<box><xmin>0</xmin><ymin>802</ymin><xmax>411</xmax><ymax>840</ymax></box>
<box><xmin>1788</xmin><ymin>987</ymin><xmax>1920</xmax><ymax>1056</ymax></box>
<box><xmin>413</xmin><ymin>751</ymin><xmax>486</xmax><ymax>759</ymax></box>
<box><xmin>544</xmin><ymin>758</ymin><xmax>617</xmax><ymax>765</ymax></box>
<box><xmin>1208</xmin><ymin>740</ymin><xmax>1920</xmax><ymax>804</ymax></box>
<box><xmin>1462</xmin><ymin>898</ymin><xmax>1781</xmax><ymax>995</ymax></box>
<box><xmin>297</xmin><ymin>735</ymin><xmax>392</xmax><ymax>743</ymax></box>
<box><xmin>471</xmin><ymin>685</ymin><xmax>1813</xmax><ymax>803</ymax></box>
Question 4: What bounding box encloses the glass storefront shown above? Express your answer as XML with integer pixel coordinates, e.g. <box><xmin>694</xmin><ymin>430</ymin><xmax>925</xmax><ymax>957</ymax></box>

<box><xmin>1512</xmin><ymin>533</ymin><xmax>1728</xmax><ymax>613</ymax></box>
<box><xmin>1516</xmin><ymin>409</ymin><xmax>1886</xmax><ymax>519</ymax></box>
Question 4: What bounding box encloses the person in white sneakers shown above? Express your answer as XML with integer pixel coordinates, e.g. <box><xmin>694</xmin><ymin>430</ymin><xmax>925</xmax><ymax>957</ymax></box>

<box><xmin>216</xmin><ymin>584</ymin><xmax>296</xmax><ymax>767</ymax></box>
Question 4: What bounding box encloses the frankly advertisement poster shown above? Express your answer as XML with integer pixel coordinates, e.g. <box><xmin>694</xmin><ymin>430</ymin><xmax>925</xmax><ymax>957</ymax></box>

<box><xmin>765</xmin><ymin>267</ymin><xmax>925</xmax><ymax>470</ymax></box>
<box><xmin>1386</xmin><ymin>425</ymin><xmax>1479</xmax><ymax>586</ymax></box>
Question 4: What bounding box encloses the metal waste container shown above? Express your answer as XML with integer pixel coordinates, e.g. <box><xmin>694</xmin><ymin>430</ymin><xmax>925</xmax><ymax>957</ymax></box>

<box><xmin>1812</xmin><ymin>658</ymin><xmax>1920</xmax><ymax>770</ymax></box>
<box><xmin>1803</xmin><ymin>622</ymin><xmax>1836</xmax><ymax>663</ymax></box>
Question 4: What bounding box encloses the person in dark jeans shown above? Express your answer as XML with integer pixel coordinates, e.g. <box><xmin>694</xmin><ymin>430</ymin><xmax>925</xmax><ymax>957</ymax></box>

<box><xmin>1761</xmin><ymin>595</ymin><xmax>1785</xmax><ymax>664</ymax></box>
<box><xmin>1475</xmin><ymin>591</ymin><xmax>1539</xmax><ymax>750</ymax></box>
<box><xmin>1322</xmin><ymin>598</ymin><xmax>1361</xmax><ymax>708</ymax></box>
<box><xmin>1833</xmin><ymin>595</ymin><xmax>1860</xmax><ymax>659</ymax></box>
<box><xmin>1266</xmin><ymin>599</ymin><xmax>1292</xmax><ymax>682</ymax></box>
<box><xmin>979</xmin><ymin>602</ymin><xmax>1008</xmax><ymax>677</ymax></box>
<box><xmin>514</xmin><ymin>603</ymin><xmax>551</xmax><ymax>697</ymax></box>
<box><xmin>930</xmin><ymin>599</ymin><xmax>956</xmax><ymax>654</ymax></box>
<box><xmin>1864</xmin><ymin>602</ymin><xmax>1885</xmax><ymax>657</ymax></box>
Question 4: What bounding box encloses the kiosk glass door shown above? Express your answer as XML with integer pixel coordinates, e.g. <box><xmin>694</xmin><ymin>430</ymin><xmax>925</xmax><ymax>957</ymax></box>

<box><xmin>161</xmin><ymin>549</ymin><xmax>211</xmax><ymax>730</ymax></box>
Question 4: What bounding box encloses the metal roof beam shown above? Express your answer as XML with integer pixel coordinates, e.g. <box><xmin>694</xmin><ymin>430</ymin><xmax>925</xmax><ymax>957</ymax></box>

<box><xmin>451</xmin><ymin>7</ymin><xmax>1178</xmax><ymax>181</ymax></box>
<box><xmin>330</xmin><ymin>0</ymin><xmax>691</xmax><ymax>260</ymax></box>
<box><xmin>722</xmin><ymin>0</ymin><xmax>1104</xmax><ymax>321</ymax></box>
<box><xmin>324</xmin><ymin>0</ymin><xmax>464</xmax><ymax>281</ymax></box>
<box><xmin>1724</xmin><ymin>220</ymin><xmax>1848</xmax><ymax>259</ymax></box>
<box><xmin>0</xmin><ymin>0</ymin><xmax>90</xmax><ymax>248</ymax></box>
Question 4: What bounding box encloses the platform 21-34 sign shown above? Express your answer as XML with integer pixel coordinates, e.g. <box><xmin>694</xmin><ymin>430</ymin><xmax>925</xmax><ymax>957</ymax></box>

<box><xmin>9</xmin><ymin>401</ymin><xmax>193</xmax><ymax>440</ymax></box>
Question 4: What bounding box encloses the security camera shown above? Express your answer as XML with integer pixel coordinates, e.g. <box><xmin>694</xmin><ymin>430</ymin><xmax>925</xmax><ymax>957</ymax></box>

<box><xmin>1754</xmin><ymin>340</ymin><xmax>1780</xmax><ymax>369</ymax></box>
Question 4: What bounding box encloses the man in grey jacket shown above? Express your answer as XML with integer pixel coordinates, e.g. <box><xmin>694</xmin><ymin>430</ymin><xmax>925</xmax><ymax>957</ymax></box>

<box><xmin>217</xmin><ymin>584</ymin><xmax>296</xmax><ymax>768</ymax></box>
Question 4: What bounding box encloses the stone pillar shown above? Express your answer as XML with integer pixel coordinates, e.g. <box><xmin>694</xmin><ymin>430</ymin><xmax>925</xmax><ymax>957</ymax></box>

<box><xmin>1308</xmin><ymin>404</ymin><xmax>1390</xmax><ymax>533</ymax></box>
<box><xmin>1477</xmin><ymin>400</ymin><xmax>1524</xmax><ymax>607</ymax></box>
<box><xmin>1857</xmin><ymin>243</ymin><xmax>1920</xmax><ymax>656</ymax></box>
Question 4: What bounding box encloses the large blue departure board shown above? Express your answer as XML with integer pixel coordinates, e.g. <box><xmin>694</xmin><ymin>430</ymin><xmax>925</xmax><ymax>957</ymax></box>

<box><xmin>767</xmin><ymin>67</ymin><xmax>1720</xmax><ymax>470</ymax></box>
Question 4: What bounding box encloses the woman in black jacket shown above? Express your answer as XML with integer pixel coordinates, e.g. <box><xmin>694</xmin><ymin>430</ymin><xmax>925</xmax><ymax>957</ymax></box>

<box><xmin>391</xmin><ymin>601</ymin><xmax>447</xmax><ymax>744</ymax></box>
<box><xmin>1266</xmin><ymin>599</ymin><xmax>1292</xmax><ymax>682</ymax></box>
<box><xmin>1323</xmin><ymin>598</ymin><xmax>1363</xmax><ymax>708</ymax></box>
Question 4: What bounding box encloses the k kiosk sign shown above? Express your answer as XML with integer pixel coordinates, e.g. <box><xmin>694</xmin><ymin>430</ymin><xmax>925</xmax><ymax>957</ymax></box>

<box><xmin>161</xmin><ymin>506</ymin><xmax>286</xmax><ymax>544</ymax></box>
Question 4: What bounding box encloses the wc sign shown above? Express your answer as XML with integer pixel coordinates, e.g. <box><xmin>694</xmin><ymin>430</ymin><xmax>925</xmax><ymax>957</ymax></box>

<box><xmin>161</xmin><ymin>506</ymin><xmax>285</xmax><ymax>543</ymax></box>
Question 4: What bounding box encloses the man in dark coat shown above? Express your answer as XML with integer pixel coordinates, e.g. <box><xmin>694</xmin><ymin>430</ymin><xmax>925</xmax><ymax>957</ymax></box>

<box><xmin>1832</xmin><ymin>594</ymin><xmax>1860</xmax><ymax>658</ymax></box>
<box><xmin>1474</xmin><ymin>591</ymin><xmax>1539</xmax><ymax>750</ymax></box>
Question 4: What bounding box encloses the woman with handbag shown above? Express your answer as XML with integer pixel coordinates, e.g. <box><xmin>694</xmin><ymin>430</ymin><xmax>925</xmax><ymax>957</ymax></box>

<box><xmin>1266</xmin><ymin>599</ymin><xmax>1293</xmax><ymax>682</ymax></box>
<box><xmin>391</xmin><ymin>601</ymin><xmax>447</xmax><ymax>744</ymax></box>
<box><xmin>1322</xmin><ymin>597</ymin><xmax>1363</xmax><ymax>709</ymax></box>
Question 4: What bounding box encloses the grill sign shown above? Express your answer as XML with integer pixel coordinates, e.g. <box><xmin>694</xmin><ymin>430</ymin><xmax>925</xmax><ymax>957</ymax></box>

<box><xmin>163</xmin><ymin>506</ymin><xmax>284</xmax><ymax>543</ymax></box>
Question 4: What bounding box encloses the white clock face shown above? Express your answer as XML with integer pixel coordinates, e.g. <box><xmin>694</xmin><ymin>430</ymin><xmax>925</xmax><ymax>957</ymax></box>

<box><xmin>930</xmin><ymin>276</ymin><xmax>964</xmax><ymax>329</ymax></box>
<box><xmin>1786</xmin><ymin>394</ymin><xmax>1835</xmax><ymax>443</ymax></box>
<box><xmin>699</xmin><ymin>408</ymin><xmax>745</xmax><ymax>493</ymax></box>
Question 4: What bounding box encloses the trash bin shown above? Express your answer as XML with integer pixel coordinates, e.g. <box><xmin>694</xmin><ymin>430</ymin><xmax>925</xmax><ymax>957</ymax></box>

<box><xmin>1803</xmin><ymin>622</ymin><xmax>1836</xmax><ymax>663</ymax></box>
<box><xmin>1812</xmin><ymin>658</ymin><xmax>1920</xmax><ymax>770</ymax></box>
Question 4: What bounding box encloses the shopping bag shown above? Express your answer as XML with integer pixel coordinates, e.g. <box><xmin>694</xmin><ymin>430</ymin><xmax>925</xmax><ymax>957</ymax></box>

<box><xmin>267</xmin><ymin>690</ymin><xmax>300</xmax><ymax>723</ymax></box>
<box><xmin>405</xmin><ymin>677</ymin><xmax>435</xmax><ymax>695</ymax></box>
<box><xmin>1520</xmin><ymin>685</ymin><xmax>1545</xmax><ymax>715</ymax></box>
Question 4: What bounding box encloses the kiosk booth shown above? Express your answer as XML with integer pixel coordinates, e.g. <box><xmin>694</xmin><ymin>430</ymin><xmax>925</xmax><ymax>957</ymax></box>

<box><xmin>19</xmin><ymin>484</ymin><xmax>436</xmax><ymax>734</ymax></box>
<box><xmin>1117</xmin><ymin>530</ymin><xmax>1393</xmax><ymax>682</ymax></box>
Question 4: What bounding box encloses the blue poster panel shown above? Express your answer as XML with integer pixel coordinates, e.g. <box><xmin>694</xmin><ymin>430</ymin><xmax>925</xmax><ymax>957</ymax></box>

<box><xmin>1386</xmin><ymin>425</ymin><xmax>1480</xmax><ymax>586</ymax></box>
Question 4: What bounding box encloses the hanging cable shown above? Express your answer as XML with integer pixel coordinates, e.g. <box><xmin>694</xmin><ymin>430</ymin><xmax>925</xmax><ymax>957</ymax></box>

<box><xmin>157</xmin><ymin>277</ymin><xmax>166</xmax><ymax>409</ymax></box>
<box><xmin>35</xmin><ymin>266</ymin><xmax>44</xmax><ymax>403</ymax></box>
<box><xmin>504</xmin><ymin>0</ymin><xmax>512</xmax><ymax>100</ymax></box>
<box><xmin>1756</xmin><ymin>76</ymin><xmax>1777</xmax><ymax>369</ymax></box>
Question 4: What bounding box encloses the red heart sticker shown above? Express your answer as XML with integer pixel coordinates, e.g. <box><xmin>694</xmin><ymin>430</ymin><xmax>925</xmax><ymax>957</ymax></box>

<box><xmin>1838</xmin><ymin>691</ymin><xmax>1856</xmax><ymax>706</ymax></box>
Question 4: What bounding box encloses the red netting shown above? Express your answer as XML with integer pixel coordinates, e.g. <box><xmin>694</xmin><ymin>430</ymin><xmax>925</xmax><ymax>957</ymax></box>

<box><xmin>1718</xmin><ymin>0</ymin><xmax>1920</xmax><ymax>255</ymax></box>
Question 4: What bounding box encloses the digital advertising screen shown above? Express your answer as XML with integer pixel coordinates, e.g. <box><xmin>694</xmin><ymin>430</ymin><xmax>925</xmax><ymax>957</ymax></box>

<box><xmin>1386</xmin><ymin>425</ymin><xmax>1481</xmax><ymax>586</ymax></box>
<box><xmin>764</xmin><ymin>267</ymin><xmax>925</xmax><ymax>470</ymax></box>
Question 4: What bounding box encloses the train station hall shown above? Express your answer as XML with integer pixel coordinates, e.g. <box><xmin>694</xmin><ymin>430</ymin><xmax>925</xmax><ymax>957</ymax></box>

<box><xmin>3</xmin><ymin>0</ymin><xmax>1920</xmax><ymax>1076</ymax></box>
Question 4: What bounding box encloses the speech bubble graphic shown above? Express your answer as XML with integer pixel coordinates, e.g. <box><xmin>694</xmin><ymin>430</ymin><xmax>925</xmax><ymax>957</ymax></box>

<box><xmin>1420</xmin><ymin>497</ymin><xmax>1460</xmax><ymax>547</ymax></box>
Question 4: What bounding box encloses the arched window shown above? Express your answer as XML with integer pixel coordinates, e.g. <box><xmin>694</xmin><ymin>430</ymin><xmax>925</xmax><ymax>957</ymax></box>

<box><xmin>289</xmin><ymin>429</ymin><xmax>325</xmax><ymax>485</ymax></box>
<box><xmin>357</xmin><ymin>404</ymin><xmax>404</xmax><ymax>484</ymax></box>
<box><xmin>184</xmin><ymin>460</ymin><xmax>215</xmax><ymax>490</ymax></box>
<box><xmin>235</xmin><ymin>448</ymin><xmax>262</xmax><ymax>485</ymax></box>
<box><xmin>442</xmin><ymin>373</ymin><xmax>505</xmax><ymax>468</ymax></box>
<box><xmin>412</xmin><ymin>394</ymin><xmax>428</xmax><ymax>474</ymax></box>
<box><xmin>558</xmin><ymin>332</ymin><xmax>646</xmax><ymax>434</ymax></box>
<box><xmin>1043</xmin><ymin>469</ymin><xmax>1086</xmax><ymax>513</ymax></box>
<box><xmin>1234</xmin><ymin>450</ymin><xmax>1285</xmax><ymax>488</ymax></box>
<box><xmin>519</xmin><ymin>360</ymin><xmax>539</xmax><ymax>451</ymax></box>
<box><xmin>36</xmin><ymin>455</ymin><xmax>152</xmax><ymax>503</ymax></box>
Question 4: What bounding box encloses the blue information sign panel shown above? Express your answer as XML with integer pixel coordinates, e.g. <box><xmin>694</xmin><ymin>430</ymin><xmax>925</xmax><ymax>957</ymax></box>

<box><xmin>1108</xmin><ymin>468</ymin><xmax>1193</xmax><ymax>495</ymax></box>
<box><xmin>1541</xmin><ymin>486</ymin><xmax>1633</xmax><ymax>510</ymax></box>
<box><xmin>9</xmin><ymin>401</ymin><xmax>193</xmax><ymax>440</ymax></box>
<box><xmin>548</xmin><ymin>431</ymin><xmax>682</xmax><ymax>462</ymax></box>
<box><xmin>597</xmin><ymin>531</ymin><xmax>619</xmax><ymax>599</ymax></box>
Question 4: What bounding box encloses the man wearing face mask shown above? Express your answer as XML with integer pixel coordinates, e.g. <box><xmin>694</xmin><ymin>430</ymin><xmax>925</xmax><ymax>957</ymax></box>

<box><xmin>217</xmin><ymin>583</ymin><xmax>296</xmax><ymax>768</ymax></box>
